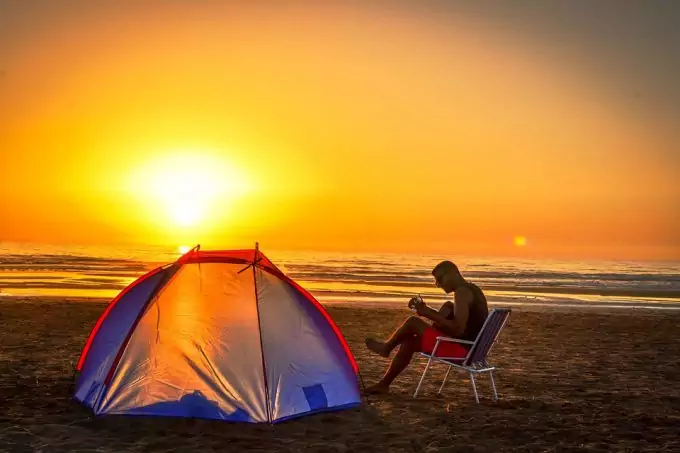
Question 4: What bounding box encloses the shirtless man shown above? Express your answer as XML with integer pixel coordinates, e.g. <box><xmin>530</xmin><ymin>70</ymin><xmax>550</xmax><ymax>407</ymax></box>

<box><xmin>364</xmin><ymin>260</ymin><xmax>488</xmax><ymax>394</ymax></box>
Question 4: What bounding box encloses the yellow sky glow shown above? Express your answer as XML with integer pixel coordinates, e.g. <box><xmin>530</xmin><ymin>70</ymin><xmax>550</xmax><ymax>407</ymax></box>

<box><xmin>0</xmin><ymin>2</ymin><xmax>678</xmax><ymax>260</ymax></box>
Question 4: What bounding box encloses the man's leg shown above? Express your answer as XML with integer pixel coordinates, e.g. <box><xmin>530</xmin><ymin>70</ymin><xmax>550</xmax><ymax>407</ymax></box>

<box><xmin>365</xmin><ymin>335</ymin><xmax>421</xmax><ymax>394</ymax></box>
<box><xmin>365</xmin><ymin>316</ymin><xmax>429</xmax><ymax>358</ymax></box>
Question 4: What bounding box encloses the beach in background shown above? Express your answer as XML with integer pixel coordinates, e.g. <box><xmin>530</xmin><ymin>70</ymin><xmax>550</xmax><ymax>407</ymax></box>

<box><xmin>1</xmin><ymin>242</ymin><xmax>678</xmax><ymax>310</ymax></box>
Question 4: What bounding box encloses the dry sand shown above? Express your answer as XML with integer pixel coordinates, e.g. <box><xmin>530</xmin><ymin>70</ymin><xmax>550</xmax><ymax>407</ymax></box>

<box><xmin>1</xmin><ymin>298</ymin><xmax>679</xmax><ymax>452</ymax></box>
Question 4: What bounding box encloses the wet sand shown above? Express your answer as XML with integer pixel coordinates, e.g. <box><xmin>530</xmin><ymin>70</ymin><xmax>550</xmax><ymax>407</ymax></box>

<box><xmin>1</xmin><ymin>298</ymin><xmax>679</xmax><ymax>452</ymax></box>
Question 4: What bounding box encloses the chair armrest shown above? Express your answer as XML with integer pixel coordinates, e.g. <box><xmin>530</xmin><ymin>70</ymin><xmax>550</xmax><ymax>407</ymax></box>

<box><xmin>436</xmin><ymin>337</ymin><xmax>474</xmax><ymax>345</ymax></box>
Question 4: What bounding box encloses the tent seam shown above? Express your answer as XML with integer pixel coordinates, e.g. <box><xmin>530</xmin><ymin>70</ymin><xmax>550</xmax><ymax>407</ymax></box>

<box><xmin>252</xmin><ymin>264</ymin><xmax>273</xmax><ymax>424</ymax></box>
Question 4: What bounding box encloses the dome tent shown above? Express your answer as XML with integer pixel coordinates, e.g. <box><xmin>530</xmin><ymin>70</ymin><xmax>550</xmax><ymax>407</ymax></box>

<box><xmin>74</xmin><ymin>246</ymin><xmax>360</xmax><ymax>423</ymax></box>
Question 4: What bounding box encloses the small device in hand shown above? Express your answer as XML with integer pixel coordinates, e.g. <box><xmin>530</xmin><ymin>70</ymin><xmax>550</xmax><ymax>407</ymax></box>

<box><xmin>408</xmin><ymin>294</ymin><xmax>424</xmax><ymax>312</ymax></box>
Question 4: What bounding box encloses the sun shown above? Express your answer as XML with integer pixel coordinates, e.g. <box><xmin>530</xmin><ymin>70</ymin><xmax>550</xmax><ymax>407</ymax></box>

<box><xmin>513</xmin><ymin>236</ymin><xmax>528</xmax><ymax>247</ymax></box>
<box><xmin>128</xmin><ymin>152</ymin><xmax>252</xmax><ymax>233</ymax></box>
<box><xmin>148</xmin><ymin>157</ymin><xmax>224</xmax><ymax>228</ymax></box>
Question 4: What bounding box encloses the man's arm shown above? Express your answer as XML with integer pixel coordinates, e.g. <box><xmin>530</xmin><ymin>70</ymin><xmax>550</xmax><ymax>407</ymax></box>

<box><xmin>417</xmin><ymin>287</ymin><xmax>472</xmax><ymax>337</ymax></box>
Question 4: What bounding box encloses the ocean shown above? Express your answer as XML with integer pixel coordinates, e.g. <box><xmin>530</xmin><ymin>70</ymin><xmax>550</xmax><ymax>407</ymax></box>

<box><xmin>1</xmin><ymin>242</ymin><xmax>678</xmax><ymax>310</ymax></box>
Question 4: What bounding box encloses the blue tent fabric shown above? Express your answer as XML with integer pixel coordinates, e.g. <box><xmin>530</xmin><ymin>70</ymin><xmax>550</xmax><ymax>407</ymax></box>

<box><xmin>74</xmin><ymin>269</ymin><xmax>168</xmax><ymax>407</ymax></box>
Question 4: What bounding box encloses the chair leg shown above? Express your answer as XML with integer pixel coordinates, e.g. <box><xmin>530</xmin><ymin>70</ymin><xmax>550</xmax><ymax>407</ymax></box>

<box><xmin>489</xmin><ymin>370</ymin><xmax>498</xmax><ymax>402</ymax></box>
<box><xmin>470</xmin><ymin>372</ymin><xmax>480</xmax><ymax>404</ymax></box>
<box><xmin>438</xmin><ymin>365</ymin><xmax>452</xmax><ymax>394</ymax></box>
<box><xmin>414</xmin><ymin>357</ymin><xmax>433</xmax><ymax>398</ymax></box>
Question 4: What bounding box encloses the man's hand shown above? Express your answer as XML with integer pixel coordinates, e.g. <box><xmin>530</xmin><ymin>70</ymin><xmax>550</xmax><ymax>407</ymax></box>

<box><xmin>408</xmin><ymin>296</ymin><xmax>426</xmax><ymax>312</ymax></box>
<box><xmin>415</xmin><ymin>299</ymin><xmax>428</xmax><ymax>316</ymax></box>
<box><xmin>415</xmin><ymin>288</ymin><xmax>473</xmax><ymax>337</ymax></box>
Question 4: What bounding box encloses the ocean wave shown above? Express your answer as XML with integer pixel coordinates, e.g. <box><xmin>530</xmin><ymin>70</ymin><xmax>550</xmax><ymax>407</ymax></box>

<box><xmin>283</xmin><ymin>264</ymin><xmax>680</xmax><ymax>283</ymax></box>
<box><xmin>0</xmin><ymin>254</ymin><xmax>151</xmax><ymax>274</ymax></box>
<box><xmin>0</xmin><ymin>280</ymin><xmax>127</xmax><ymax>290</ymax></box>
<box><xmin>0</xmin><ymin>250</ymin><xmax>678</xmax><ymax>304</ymax></box>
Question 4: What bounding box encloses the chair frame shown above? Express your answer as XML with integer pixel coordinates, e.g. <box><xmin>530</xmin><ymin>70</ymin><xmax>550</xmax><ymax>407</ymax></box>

<box><xmin>413</xmin><ymin>308</ymin><xmax>511</xmax><ymax>403</ymax></box>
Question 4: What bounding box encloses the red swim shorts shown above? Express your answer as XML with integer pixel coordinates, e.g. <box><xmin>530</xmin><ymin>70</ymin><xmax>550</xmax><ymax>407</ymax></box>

<box><xmin>420</xmin><ymin>327</ymin><xmax>469</xmax><ymax>358</ymax></box>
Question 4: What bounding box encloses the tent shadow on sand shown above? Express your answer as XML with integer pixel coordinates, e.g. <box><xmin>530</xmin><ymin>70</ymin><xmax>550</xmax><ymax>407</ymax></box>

<box><xmin>127</xmin><ymin>390</ymin><xmax>250</xmax><ymax>422</ymax></box>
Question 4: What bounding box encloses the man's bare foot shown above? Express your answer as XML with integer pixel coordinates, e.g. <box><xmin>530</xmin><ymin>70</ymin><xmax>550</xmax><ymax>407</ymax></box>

<box><xmin>365</xmin><ymin>338</ymin><xmax>390</xmax><ymax>358</ymax></box>
<box><xmin>364</xmin><ymin>383</ymin><xmax>390</xmax><ymax>395</ymax></box>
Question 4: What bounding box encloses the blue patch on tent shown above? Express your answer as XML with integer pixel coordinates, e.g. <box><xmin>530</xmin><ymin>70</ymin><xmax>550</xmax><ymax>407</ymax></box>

<box><xmin>303</xmin><ymin>384</ymin><xmax>328</xmax><ymax>410</ymax></box>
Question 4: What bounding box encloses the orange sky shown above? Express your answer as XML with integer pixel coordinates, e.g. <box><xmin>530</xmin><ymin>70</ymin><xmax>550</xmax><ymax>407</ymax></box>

<box><xmin>1</xmin><ymin>1</ymin><xmax>678</xmax><ymax>260</ymax></box>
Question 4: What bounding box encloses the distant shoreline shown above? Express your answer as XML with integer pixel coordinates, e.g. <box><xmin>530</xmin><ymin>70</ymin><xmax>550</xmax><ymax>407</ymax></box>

<box><xmin>1</xmin><ymin>280</ymin><xmax>678</xmax><ymax>300</ymax></box>
<box><xmin>304</xmin><ymin>285</ymin><xmax>680</xmax><ymax>301</ymax></box>
<box><xmin>2</xmin><ymin>294</ymin><xmax>679</xmax><ymax>312</ymax></box>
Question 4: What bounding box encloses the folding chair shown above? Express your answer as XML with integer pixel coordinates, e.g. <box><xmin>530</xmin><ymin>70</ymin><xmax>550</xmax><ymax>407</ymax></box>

<box><xmin>413</xmin><ymin>308</ymin><xmax>511</xmax><ymax>403</ymax></box>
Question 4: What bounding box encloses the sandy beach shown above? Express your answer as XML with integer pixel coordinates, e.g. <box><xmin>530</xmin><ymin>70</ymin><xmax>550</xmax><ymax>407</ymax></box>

<box><xmin>3</xmin><ymin>0</ymin><xmax>679</xmax><ymax>450</ymax></box>
<box><xmin>0</xmin><ymin>298</ymin><xmax>678</xmax><ymax>452</ymax></box>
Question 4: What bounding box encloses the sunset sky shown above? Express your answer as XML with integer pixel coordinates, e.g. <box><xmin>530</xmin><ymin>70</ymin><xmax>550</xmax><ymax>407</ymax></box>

<box><xmin>1</xmin><ymin>1</ymin><xmax>678</xmax><ymax>260</ymax></box>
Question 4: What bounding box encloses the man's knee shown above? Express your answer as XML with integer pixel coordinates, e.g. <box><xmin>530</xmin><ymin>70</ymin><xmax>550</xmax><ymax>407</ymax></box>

<box><xmin>405</xmin><ymin>315</ymin><xmax>424</xmax><ymax>327</ymax></box>
<box><xmin>404</xmin><ymin>316</ymin><xmax>428</xmax><ymax>335</ymax></box>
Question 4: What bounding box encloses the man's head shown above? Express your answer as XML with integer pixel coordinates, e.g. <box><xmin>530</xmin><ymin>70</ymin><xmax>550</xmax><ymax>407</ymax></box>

<box><xmin>432</xmin><ymin>260</ymin><xmax>463</xmax><ymax>293</ymax></box>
